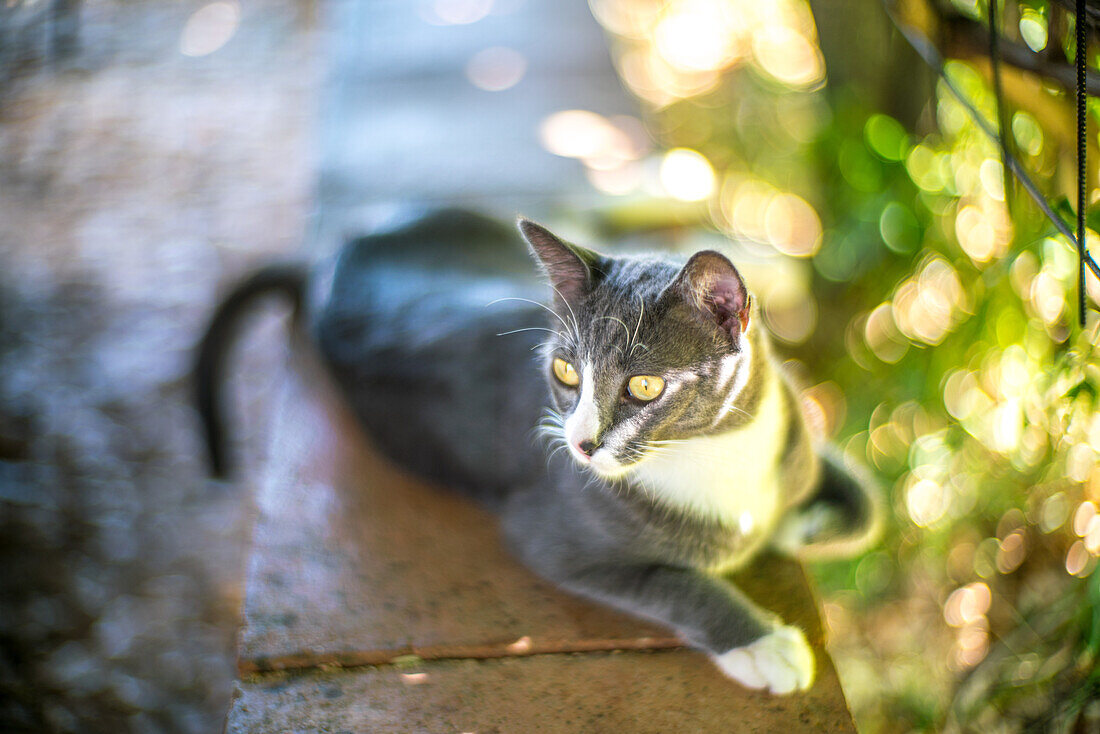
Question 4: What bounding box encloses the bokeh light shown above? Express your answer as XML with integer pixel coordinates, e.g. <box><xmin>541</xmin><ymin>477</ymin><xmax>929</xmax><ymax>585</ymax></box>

<box><xmin>180</xmin><ymin>2</ymin><xmax>241</xmax><ymax>57</ymax></box>
<box><xmin>538</xmin><ymin>110</ymin><xmax>641</xmax><ymax>164</ymax></box>
<box><xmin>658</xmin><ymin>148</ymin><xmax>714</xmax><ymax>201</ymax></box>
<box><xmin>653</xmin><ymin>0</ymin><xmax>744</xmax><ymax>72</ymax></box>
<box><xmin>465</xmin><ymin>47</ymin><xmax>527</xmax><ymax>91</ymax></box>
<box><xmin>751</xmin><ymin>25</ymin><xmax>824</xmax><ymax>88</ymax></box>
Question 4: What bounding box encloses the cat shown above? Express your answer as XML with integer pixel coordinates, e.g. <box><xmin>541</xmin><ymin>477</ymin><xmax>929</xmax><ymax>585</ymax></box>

<box><xmin>195</xmin><ymin>207</ymin><xmax>882</xmax><ymax>695</ymax></box>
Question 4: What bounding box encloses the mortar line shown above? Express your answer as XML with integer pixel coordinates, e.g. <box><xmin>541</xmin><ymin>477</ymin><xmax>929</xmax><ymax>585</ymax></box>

<box><xmin>239</xmin><ymin>636</ymin><xmax>685</xmax><ymax>677</ymax></box>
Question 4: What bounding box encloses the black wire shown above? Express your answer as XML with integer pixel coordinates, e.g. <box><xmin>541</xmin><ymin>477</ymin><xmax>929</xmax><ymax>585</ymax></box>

<box><xmin>1076</xmin><ymin>0</ymin><xmax>1088</xmax><ymax>326</ymax></box>
<box><xmin>989</xmin><ymin>0</ymin><xmax>1015</xmax><ymax>213</ymax></box>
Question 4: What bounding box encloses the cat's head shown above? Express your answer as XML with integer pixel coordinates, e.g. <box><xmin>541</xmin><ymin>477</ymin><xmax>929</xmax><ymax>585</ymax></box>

<box><xmin>519</xmin><ymin>219</ymin><xmax>756</xmax><ymax>479</ymax></box>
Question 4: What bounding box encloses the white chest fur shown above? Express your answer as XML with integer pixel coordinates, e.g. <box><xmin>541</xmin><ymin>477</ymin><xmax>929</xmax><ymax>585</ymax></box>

<box><xmin>631</xmin><ymin>369</ymin><xmax>787</xmax><ymax>537</ymax></box>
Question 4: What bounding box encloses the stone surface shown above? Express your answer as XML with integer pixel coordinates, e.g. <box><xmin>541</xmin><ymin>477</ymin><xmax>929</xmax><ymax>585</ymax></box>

<box><xmin>227</xmin><ymin>346</ymin><xmax>856</xmax><ymax>731</ymax></box>
<box><xmin>0</xmin><ymin>1</ymin><xmax>315</xmax><ymax>729</ymax></box>
<box><xmin>229</xmin><ymin>651</ymin><xmax>855</xmax><ymax>734</ymax></box>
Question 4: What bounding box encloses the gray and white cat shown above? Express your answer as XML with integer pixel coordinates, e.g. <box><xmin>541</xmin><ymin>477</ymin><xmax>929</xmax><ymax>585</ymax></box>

<box><xmin>196</xmin><ymin>208</ymin><xmax>882</xmax><ymax>695</ymax></box>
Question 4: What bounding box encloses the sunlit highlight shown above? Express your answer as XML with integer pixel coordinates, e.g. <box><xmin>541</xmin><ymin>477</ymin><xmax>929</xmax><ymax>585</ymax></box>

<box><xmin>944</xmin><ymin>583</ymin><xmax>991</xmax><ymax>627</ymax></box>
<box><xmin>1084</xmin><ymin>516</ymin><xmax>1100</xmax><ymax>555</ymax></box>
<box><xmin>1073</xmin><ymin>501</ymin><xmax>1097</xmax><ymax>536</ymax></box>
<box><xmin>720</xmin><ymin>177</ymin><xmax>822</xmax><ymax>256</ymax></box>
<box><xmin>654</xmin><ymin>0</ymin><xmax>745</xmax><ymax>72</ymax></box>
<box><xmin>944</xmin><ymin>582</ymin><xmax>991</xmax><ymax>669</ymax></box>
<box><xmin>891</xmin><ymin>257</ymin><xmax>965</xmax><ymax>346</ymax></box>
<box><xmin>538</xmin><ymin>110</ymin><xmax>639</xmax><ymax>164</ymax></box>
<box><xmin>465</xmin><ymin>47</ymin><xmax>527</xmax><ymax>91</ymax></box>
<box><xmin>752</xmin><ymin>26</ymin><xmax>824</xmax><ymax>88</ymax></box>
<box><xmin>996</xmin><ymin>530</ymin><xmax>1026</xmax><ymax>573</ymax></box>
<box><xmin>1019</xmin><ymin>11</ymin><xmax>1048</xmax><ymax>52</ymax></box>
<box><xmin>180</xmin><ymin>2</ymin><xmax>240</xmax><ymax>57</ymax></box>
<box><xmin>864</xmin><ymin>303</ymin><xmax>908</xmax><ymax>364</ymax></box>
<box><xmin>659</xmin><ymin>148</ymin><xmax>715</xmax><ymax>201</ymax></box>
<box><xmin>907</xmin><ymin>477</ymin><xmax>947</xmax><ymax>527</ymax></box>
<box><xmin>593</xmin><ymin>0</ymin><xmax>826</xmax><ymax>104</ymax></box>
<box><xmin>1066</xmin><ymin>541</ymin><xmax>1093</xmax><ymax>576</ymax></box>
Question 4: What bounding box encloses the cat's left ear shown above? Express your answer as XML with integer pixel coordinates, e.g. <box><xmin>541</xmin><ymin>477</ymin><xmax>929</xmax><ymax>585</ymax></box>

<box><xmin>661</xmin><ymin>250</ymin><xmax>751</xmax><ymax>350</ymax></box>
<box><xmin>518</xmin><ymin>218</ymin><xmax>603</xmax><ymax>306</ymax></box>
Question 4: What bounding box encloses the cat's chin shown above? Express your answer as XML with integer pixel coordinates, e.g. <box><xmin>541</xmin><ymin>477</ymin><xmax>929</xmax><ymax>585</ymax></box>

<box><xmin>584</xmin><ymin>452</ymin><xmax>639</xmax><ymax>480</ymax></box>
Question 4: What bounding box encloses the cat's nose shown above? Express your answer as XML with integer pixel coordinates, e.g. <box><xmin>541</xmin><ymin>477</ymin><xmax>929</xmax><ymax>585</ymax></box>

<box><xmin>578</xmin><ymin>439</ymin><xmax>600</xmax><ymax>457</ymax></box>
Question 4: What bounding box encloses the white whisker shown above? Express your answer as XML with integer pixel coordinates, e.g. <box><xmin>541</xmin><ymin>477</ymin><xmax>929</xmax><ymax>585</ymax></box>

<box><xmin>487</xmin><ymin>296</ymin><xmax>577</xmax><ymax>343</ymax></box>
<box><xmin>629</xmin><ymin>295</ymin><xmax>645</xmax><ymax>357</ymax></box>
<box><xmin>496</xmin><ymin>326</ymin><xmax>562</xmax><ymax>338</ymax></box>
<box><xmin>596</xmin><ymin>315</ymin><xmax>631</xmax><ymax>347</ymax></box>
<box><xmin>548</xmin><ymin>285</ymin><xmax>582</xmax><ymax>341</ymax></box>
<box><xmin>544</xmin><ymin>441</ymin><xmax>575</xmax><ymax>470</ymax></box>
<box><xmin>726</xmin><ymin>405</ymin><xmax>753</xmax><ymax>420</ymax></box>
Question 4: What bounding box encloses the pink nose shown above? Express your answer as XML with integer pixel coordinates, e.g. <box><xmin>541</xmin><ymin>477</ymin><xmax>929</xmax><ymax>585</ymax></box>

<box><xmin>577</xmin><ymin>439</ymin><xmax>599</xmax><ymax>457</ymax></box>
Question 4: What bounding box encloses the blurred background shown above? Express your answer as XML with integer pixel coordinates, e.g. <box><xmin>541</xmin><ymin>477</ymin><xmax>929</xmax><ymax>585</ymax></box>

<box><xmin>2</xmin><ymin>0</ymin><xmax>1100</xmax><ymax>731</ymax></box>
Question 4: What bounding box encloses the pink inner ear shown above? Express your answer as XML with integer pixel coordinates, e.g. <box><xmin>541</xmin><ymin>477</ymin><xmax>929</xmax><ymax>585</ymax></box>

<box><xmin>708</xmin><ymin>274</ymin><xmax>749</xmax><ymax>341</ymax></box>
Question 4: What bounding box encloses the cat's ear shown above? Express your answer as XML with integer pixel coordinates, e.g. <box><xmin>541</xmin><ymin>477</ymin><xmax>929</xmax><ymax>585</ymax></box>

<box><xmin>518</xmin><ymin>218</ymin><xmax>602</xmax><ymax>306</ymax></box>
<box><xmin>662</xmin><ymin>250</ymin><xmax>751</xmax><ymax>349</ymax></box>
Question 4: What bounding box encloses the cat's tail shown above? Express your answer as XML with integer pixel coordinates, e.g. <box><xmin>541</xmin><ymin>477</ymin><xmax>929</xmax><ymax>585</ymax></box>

<box><xmin>772</xmin><ymin>447</ymin><xmax>885</xmax><ymax>560</ymax></box>
<box><xmin>193</xmin><ymin>263</ymin><xmax>308</xmax><ymax>478</ymax></box>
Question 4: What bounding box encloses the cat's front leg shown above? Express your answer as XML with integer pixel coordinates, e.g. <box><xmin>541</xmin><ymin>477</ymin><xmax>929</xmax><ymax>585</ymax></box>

<box><xmin>546</xmin><ymin>561</ymin><xmax>815</xmax><ymax>694</ymax></box>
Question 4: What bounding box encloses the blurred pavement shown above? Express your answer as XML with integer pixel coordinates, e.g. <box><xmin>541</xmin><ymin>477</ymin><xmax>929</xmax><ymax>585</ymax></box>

<box><xmin>0</xmin><ymin>1</ymin><xmax>315</xmax><ymax>731</ymax></box>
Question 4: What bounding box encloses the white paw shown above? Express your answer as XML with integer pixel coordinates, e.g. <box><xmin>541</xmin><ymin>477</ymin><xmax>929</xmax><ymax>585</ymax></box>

<box><xmin>711</xmin><ymin>626</ymin><xmax>815</xmax><ymax>695</ymax></box>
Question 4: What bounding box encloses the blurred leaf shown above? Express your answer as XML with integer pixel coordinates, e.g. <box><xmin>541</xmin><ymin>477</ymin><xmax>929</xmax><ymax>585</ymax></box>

<box><xmin>1063</xmin><ymin>379</ymin><xmax>1097</xmax><ymax>401</ymax></box>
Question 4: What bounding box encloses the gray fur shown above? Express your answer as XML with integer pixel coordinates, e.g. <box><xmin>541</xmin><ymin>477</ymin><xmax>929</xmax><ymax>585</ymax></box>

<box><xmin>313</xmin><ymin>208</ymin><xmax>880</xmax><ymax>666</ymax></box>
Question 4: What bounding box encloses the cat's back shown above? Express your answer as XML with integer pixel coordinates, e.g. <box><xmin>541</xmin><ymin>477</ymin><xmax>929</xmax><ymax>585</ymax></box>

<box><xmin>312</xmin><ymin>208</ymin><xmax>551</xmax><ymax>507</ymax></box>
<box><xmin>319</xmin><ymin>208</ymin><xmax>538</xmax><ymax>343</ymax></box>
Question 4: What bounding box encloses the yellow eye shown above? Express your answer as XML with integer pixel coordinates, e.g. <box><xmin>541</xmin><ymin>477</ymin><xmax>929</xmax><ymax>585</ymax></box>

<box><xmin>552</xmin><ymin>358</ymin><xmax>580</xmax><ymax>386</ymax></box>
<box><xmin>627</xmin><ymin>375</ymin><xmax>664</xmax><ymax>401</ymax></box>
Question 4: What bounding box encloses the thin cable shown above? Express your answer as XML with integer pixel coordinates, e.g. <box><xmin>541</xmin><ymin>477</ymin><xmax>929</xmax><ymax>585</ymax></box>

<box><xmin>1076</xmin><ymin>0</ymin><xmax>1088</xmax><ymax>326</ymax></box>
<box><xmin>989</xmin><ymin>0</ymin><xmax>1015</xmax><ymax>213</ymax></box>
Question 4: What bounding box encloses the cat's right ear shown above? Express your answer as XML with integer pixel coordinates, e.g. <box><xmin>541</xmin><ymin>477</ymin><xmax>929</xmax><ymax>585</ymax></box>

<box><xmin>661</xmin><ymin>250</ymin><xmax>751</xmax><ymax>350</ymax></box>
<box><xmin>518</xmin><ymin>218</ymin><xmax>601</xmax><ymax>306</ymax></box>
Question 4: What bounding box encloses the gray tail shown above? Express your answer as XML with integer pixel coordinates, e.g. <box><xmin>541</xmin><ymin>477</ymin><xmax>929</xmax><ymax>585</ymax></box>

<box><xmin>193</xmin><ymin>264</ymin><xmax>307</xmax><ymax>478</ymax></box>
<box><xmin>773</xmin><ymin>448</ymin><xmax>884</xmax><ymax>560</ymax></box>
